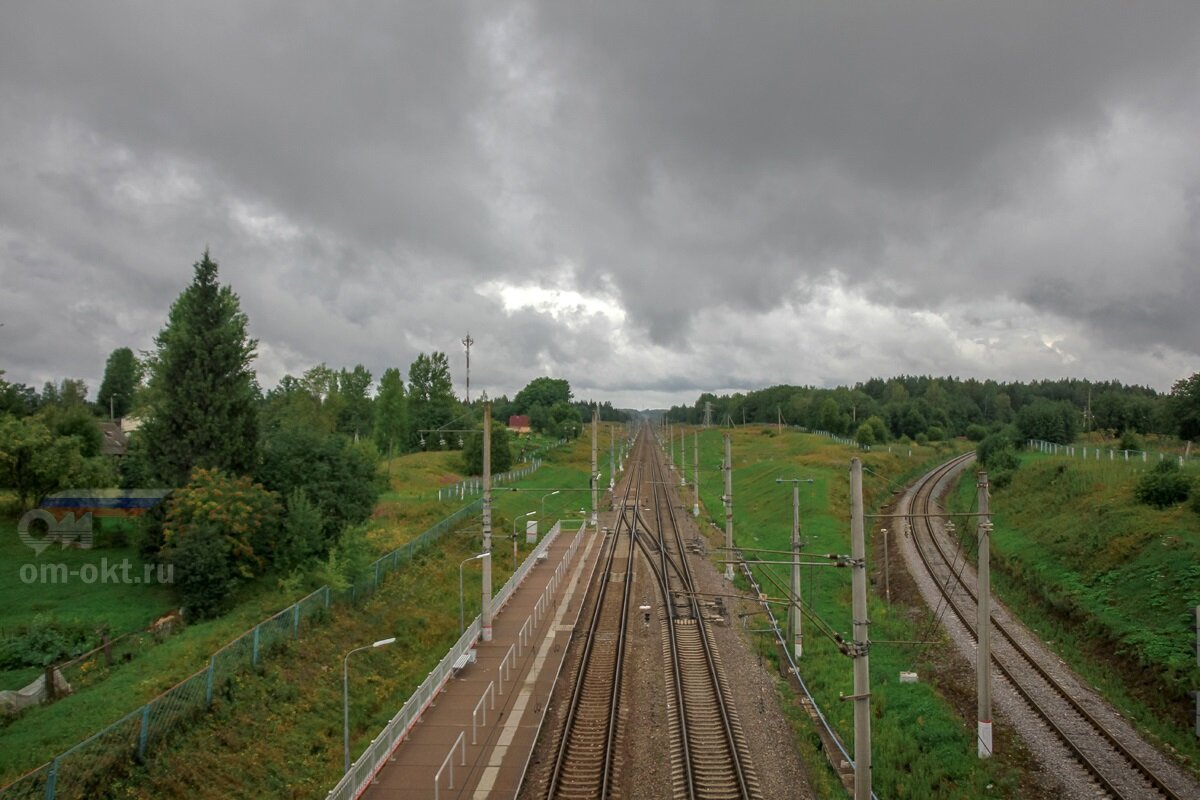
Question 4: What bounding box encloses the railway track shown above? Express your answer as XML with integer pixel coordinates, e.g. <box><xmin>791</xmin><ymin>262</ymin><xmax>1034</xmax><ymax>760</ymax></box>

<box><xmin>636</xmin><ymin>433</ymin><xmax>762</xmax><ymax>800</ymax></box>
<box><xmin>546</xmin><ymin>426</ymin><xmax>765</xmax><ymax>799</ymax></box>
<box><xmin>544</xmin><ymin>441</ymin><xmax>642</xmax><ymax>800</ymax></box>
<box><xmin>901</xmin><ymin>454</ymin><xmax>1193</xmax><ymax>799</ymax></box>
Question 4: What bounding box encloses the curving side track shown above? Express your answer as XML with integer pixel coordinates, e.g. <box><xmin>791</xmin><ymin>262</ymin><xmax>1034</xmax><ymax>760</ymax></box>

<box><xmin>900</xmin><ymin>454</ymin><xmax>1193</xmax><ymax>800</ymax></box>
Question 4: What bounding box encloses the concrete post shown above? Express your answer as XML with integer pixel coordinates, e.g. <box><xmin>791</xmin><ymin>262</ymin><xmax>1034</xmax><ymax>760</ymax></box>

<box><xmin>850</xmin><ymin>457</ymin><xmax>872</xmax><ymax>799</ymax></box>
<box><xmin>693</xmin><ymin>431</ymin><xmax>700</xmax><ymax>516</ymax></box>
<box><xmin>724</xmin><ymin>433</ymin><xmax>734</xmax><ymax>580</ymax></box>
<box><xmin>482</xmin><ymin>403</ymin><xmax>493</xmax><ymax>642</ymax></box>
<box><xmin>977</xmin><ymin>471</ymin><xmax>993</xmax><ymax>758</ymax></box>
<box><xmin>791</xmin><ymin>482</ymin><xmax>802</xmax><ymax>659</ymax></box>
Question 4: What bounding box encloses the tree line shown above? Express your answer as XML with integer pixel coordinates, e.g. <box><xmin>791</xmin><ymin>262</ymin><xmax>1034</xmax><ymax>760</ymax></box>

<box><xmin>666</xmin><ymin>373</ymin><xmax>1200</xmax><ymax>449</ymax></box>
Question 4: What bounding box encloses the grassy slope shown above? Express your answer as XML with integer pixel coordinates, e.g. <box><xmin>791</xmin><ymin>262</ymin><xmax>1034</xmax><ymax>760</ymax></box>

<box><xmin>19</xmin><ymin>431</ymin><xmax>598</xmax><ymax>798</ymax></box>
<box><xmin>947</xmin><ymin>452</ymin><xmax>1200</xmax><ymax>773</ymax></box>
<box><xmin>693</xmin><ymin>427</ymin><xmax>1029</xmax><ymax>798</ymax></box>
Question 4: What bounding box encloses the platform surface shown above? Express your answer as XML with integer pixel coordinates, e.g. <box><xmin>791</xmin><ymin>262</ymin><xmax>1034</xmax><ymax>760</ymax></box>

<box><xmin>361</xmin><ymin>524</ymin><xmax>604</xmax><ymax>800</ymax></box>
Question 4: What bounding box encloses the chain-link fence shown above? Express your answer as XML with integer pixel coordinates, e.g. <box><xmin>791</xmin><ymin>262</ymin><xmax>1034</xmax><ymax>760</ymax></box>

<box><xmin>0</xmin><ymin>498</ymin><xmax>485</xmax><ymax>800</ymax></box>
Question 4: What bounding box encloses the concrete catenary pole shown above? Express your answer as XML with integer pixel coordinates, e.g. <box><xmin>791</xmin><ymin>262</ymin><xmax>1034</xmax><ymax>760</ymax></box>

<box><xmin>482</xmin><ymin>402</ymin><xmax>493</xmax><ymax>641</ymax></box>
<box><xmin>791</xmin><ymin>481</ymin><xmax>803</xmax><ymax>659</ymax></box>
<box><xmin>693</xmin><ymin>431</ymin><xmax>700</xmax><ymax>517</ymax></box>
<box><xmin>723</xmin><ymin>433</ymin><xmax>734</xmax><ymax>580</ymax></box>
<box><xmin>680</xmin><ymin>427</ymin><xmax>687</xmax><ymax>486</ymax></box>
<box><xmin>669</xmin><ymin>420</ymin><xmax>675</xmax><ymax>469</ymax></box>
<box><xmin>977</xmin><ymin>471</ymin><xmax>993</xmax><ymax>758</ymax></box>
<box><xmin>591</xmin><ymin>407</ymin><xmax>598</xmax><ymax>527</ymax></box>
<box><xmin>610</xmin><ymin>423</ymin><xmax>616</xmax><ymax>489</ymax></box>
<box><xmin>850</xmin><ymin>457</ymin><xmax>872</xmax><ymax>799</ymax></box>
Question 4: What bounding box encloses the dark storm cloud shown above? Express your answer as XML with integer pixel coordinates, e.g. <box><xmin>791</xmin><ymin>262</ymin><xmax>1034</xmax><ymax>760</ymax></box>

<box><xmin>1</xmin><ymin>2</ymin><xmax>1198</xmax><ymax>407</ymax></box>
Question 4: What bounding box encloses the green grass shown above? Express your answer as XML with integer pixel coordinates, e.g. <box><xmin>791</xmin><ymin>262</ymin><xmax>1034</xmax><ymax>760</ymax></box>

<box><xmin>693</xmin><ymin>427</ymin><xmax>1028</xmax><ymax>798</ymax></box>
<box><xmin>947</xmin><ymin>453</ymin><xmax>1200</xmax><ymax>775</ymax></box>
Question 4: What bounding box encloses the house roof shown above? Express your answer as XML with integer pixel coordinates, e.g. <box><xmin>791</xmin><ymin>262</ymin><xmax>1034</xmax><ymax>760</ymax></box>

<box><xmin>507</xmin><ymin>415</ymin><xmax>531</xmax><ymax>429</ymax></box>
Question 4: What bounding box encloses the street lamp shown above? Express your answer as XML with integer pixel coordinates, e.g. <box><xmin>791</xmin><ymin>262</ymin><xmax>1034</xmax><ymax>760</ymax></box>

<box><xmin>540</xmin><ymin>490</ymin><xmax>560</xmax><ymax>519</ymax></box>
<box><xmin>513</xmin><ymin>511</ymin><xmax>536</xmax><ymax>567</ymax></box>
<box><xmin>343</xmin><ymin>637</ymin><xmax>397</xmax><ymax>773</ymax></box>
<box><xmin>459</xmin><ymin>553</ymin><xmax>488</xmax><ymax>635</ymax></box>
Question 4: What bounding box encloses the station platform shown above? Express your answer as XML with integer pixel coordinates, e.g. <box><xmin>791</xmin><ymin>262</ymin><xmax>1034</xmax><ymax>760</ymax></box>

<box><xmin>360</xmin><ymin>522</ymin><xmax>605</xmax><ymax>800</ymax></box>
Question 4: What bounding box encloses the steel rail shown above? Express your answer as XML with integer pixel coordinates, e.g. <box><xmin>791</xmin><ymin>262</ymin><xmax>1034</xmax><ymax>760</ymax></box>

<box><xmin>904</xmin><ymin>454</ymin><xmax>1180</xmax><ymax>800</ymax></box>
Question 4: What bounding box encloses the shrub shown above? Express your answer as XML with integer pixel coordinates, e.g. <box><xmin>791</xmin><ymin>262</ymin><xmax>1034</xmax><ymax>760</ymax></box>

<box><xmin>855</xmin><ymin>422</ymin><xmax>876</xmax><ymax>446</ymax></box>
<box><xmin>0</xmin><ymin>616</ymin><xmax>92</xmax><ymax>668</ymax></box>
<box><xmin>965</xmin><ymin>424</ymin><xmax>988</xmax><ymax>442</ymax></box>
<box><xmin>926</xmin><ymin>425</ymin><xmax>946</xmax><ymax>442</ymax></box>
<box><xmin>1118</xmin><ymin>429</ymin><xmax>1142</xmax><ymax>452</ymax></box>
<box><xmin>977</xmin><ymin>433</ymin><xmax>1020</xmax><ymax>473</ymax></box>
<box><xmin>170</xmin><ymin>521</ymin><xmax>240</xmax><ymax>618</ymax></box>
<box><xmin>1134</xmin><ymin>461</ymin><xmax>1192</xmax><ymax>509</ymax></box>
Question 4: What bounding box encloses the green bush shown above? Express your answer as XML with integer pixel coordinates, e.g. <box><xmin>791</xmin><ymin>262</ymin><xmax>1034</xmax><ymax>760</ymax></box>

<box><xmin>170</xmin><ymin>521</ymin><xmax>240</xmax><ymax>618</ymax></box>
<box><xmin>1118</xmin><ymin>429</ymin><xmax>1142</xmax><ymax>452</ymax></box>
<box><xmin>1134</xmin><ymin>461</ymin><xmax>1192</xmax><ymax>509</ymax></box>
<box><xmin>965</xmin><ymin>424</ymin><xmax>988</xmax><ymax>442</ymax></box>
<box><xmin>977</xmin><ymin>433</ymin><xmax>1020</xmax><ymax>473</ymax></box>
<box><xmin>0</xmin><ymin>616</ymin><xmax>93</xmax><ymax>668</ymax></box>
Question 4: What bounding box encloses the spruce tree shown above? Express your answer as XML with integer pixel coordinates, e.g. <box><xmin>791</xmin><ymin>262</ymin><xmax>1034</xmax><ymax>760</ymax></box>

<box><xmin>98</xmin><ymin>347</ymin><xmax>140</xmax><ymax>419</ymax></box>
<box><xmin>373</xmin><ymin>367</ymin><xmax>408</xmax><ymax>458</ymax></box>
<box><xmin>141</xmin><ymin>251</ymin><xmax>259</xmax><ymax>486</ymax></box>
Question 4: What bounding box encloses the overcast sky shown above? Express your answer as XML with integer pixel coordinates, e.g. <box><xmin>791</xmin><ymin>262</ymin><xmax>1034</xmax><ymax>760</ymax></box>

<box><xmin>2</xmin><ymin>2</ymin><xmax>1198</xmax><ymax>410</ymax></box>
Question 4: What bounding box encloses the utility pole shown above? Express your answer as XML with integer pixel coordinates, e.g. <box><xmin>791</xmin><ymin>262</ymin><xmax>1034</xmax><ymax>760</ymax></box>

<box><xmin>482</xmin><ymin>402</ymin><xmax>493</xmax><ymax>641</ymax></box>
<box><xmin>776</xmin><ymin>478</ymin><xmax>814</xmax><ymax>659</ymax></box>
<box><xmin>849</xmin><ymin>457</ymin><xmax>872</xmax><ymax>799</ymax></box>
<box><xmin>977</xmin><ymin>471</ymin><xmax>993</xmax><ymax>758</ymax></box>
<box><xmin>591</xmin><ymin>407</ymin><xmax>598</xmax><ymax>527</ymax></box>
<box><xmin>723</xmin><ymin>433</ymin><xmax>734</xmax><ymax>580</ymax></box>
<box><xmin>679</xmin><ymin>426</ymin><xmax>687</xmax><ymax>486</ymax></box>
<box><xmin>610</xmin><ymin>423</ymin><xmax>615</xmax><ymax>490</ymax></box>
<box><xmin>669</xmin><ymin>420</ymin><xmax>674</xmax><ymax>469</ymax></box>
<box><xmin>693</xmin><ymin>431</ymin><xmax>700</xmax><ymax>517</ymax></box>
<box><xmin>703</xmin><ymin>401</ymin><xmax>713</xmax><ymax>428</ymax></box>
<box><xmin>462</xmin><ymin>332</ymin><xmax>473</xmax><ymax>404</ymax></box>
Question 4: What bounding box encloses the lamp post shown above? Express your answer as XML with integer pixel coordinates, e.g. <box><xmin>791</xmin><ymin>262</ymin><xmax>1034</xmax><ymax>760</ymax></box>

<box><xmin>513</xmin><ymin>511</ymin><xmax>535</xmax><ymax>567</ymax></box>
<box><xmin>459</xmin><ymin>553</ymin><xmax>488</xmax><ymax>635</ymax></box>
<box><xmin>540</xmin><ymin>490</ymin><xmax>560</xmax><ymax>520</ymax></box>
<box><xmin>343</xmin><ymin>637</ymin><xmax>397</xmax><ymax>773</ymax></box>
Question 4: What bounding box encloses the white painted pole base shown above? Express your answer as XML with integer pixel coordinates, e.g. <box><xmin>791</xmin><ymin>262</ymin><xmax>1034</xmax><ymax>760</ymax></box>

<box><xmin>978</xmin><ymin>720</ymin><xmax>993</xmax><ymax>758</ymax></box>
<box><xmin>693</xmin><ymin>504</ymin><xmax>699</xmax><ymax>517</ymax></box>
<box><xmin>725</xmin><ymin>565</ymin><xmax>734</xmax><ymax>581</ymax></box>
<box><xmin>482</xmin><ymin>625</ymin><xmax>493</xmax><ymax>643</ymax></box>
<box><xmin>794</xmin><ymin>642</ymin><xmax>803</xmax><ymax>660</ymax></box>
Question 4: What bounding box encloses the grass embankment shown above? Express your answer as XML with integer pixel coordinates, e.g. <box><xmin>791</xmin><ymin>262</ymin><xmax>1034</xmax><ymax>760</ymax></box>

<box><xmin>947</xmin><ymin>453</ymin><xmax>1200</xmax><ymax>775</ymax></box>
<box><xmin>0</xmin><ymin>430</ymin><xmax>598</xmax><ymax>797</ymax></box>
<box><xmin>692</xmin><ymin>427</ymin><xmax>1031</xmax><ymax>798</ymax></box>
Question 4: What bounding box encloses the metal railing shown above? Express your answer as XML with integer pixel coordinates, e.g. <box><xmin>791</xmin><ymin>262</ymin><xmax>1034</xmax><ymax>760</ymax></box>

<box><xmin>324</xmin><ymin>519</ymin><xmax>582</xmax><ymax>800</ymax></box>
